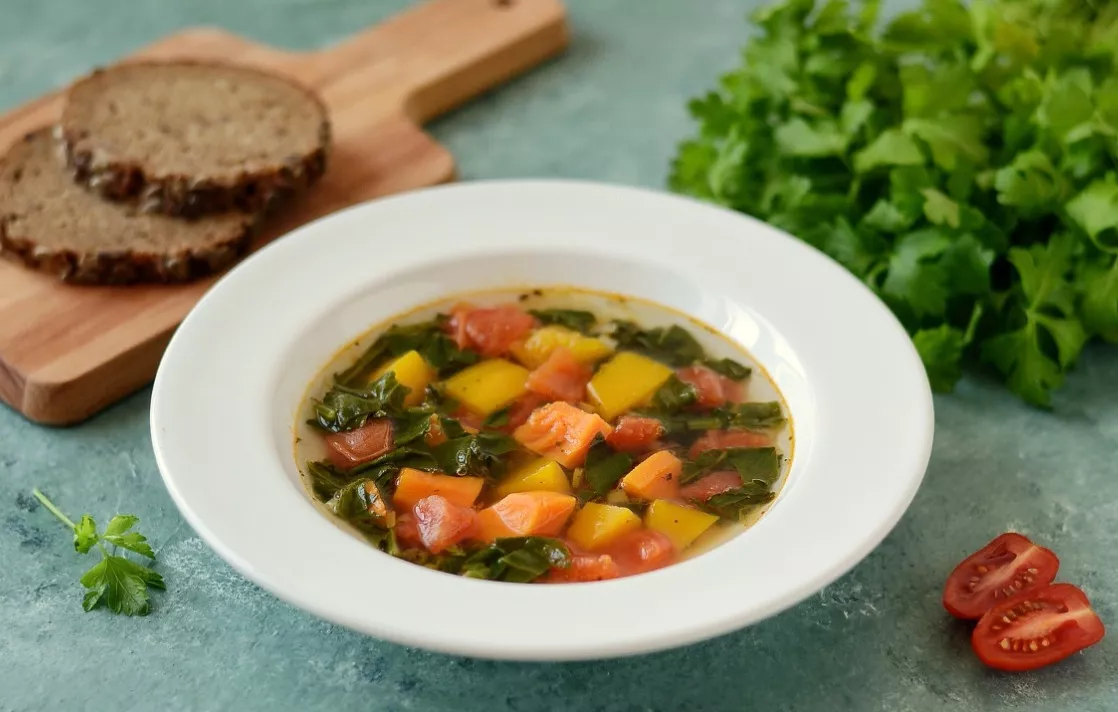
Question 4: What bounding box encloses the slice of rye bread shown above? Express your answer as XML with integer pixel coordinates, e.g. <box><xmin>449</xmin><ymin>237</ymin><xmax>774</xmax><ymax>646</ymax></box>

<box><xmin>59</xmin><ymin>60</ymin><xmax>330</xmax><ymax>218</ymax></box>
<box><xmin>0</xmin><ymin>129</ymin><xmax>260</xmax><ymax>284</ymax></box>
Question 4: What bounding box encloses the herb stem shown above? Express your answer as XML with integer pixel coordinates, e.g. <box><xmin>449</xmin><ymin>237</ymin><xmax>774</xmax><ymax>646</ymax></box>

<box><xmin>31</xmin><ymin>488</ymin><xmax>77</xmax><ymax>531</ymax></box>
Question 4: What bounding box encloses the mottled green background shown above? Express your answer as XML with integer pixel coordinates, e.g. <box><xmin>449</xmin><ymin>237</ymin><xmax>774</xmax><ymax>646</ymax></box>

<box><xmin>1</xmin><ymin>1</ymin><xmax>1116</xmax><ymax>710</ymax></box>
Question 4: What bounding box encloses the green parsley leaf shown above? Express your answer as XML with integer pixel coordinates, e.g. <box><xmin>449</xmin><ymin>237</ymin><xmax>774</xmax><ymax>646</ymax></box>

<box><xmin>32</xmin><ymin>489</ymin><xmax>164</xmax><ymax>616</ymax></box>
<box><xmin>669</xmin><ymin>0</ymin><xmax>1118</xmax><ymax>407</ymax></box>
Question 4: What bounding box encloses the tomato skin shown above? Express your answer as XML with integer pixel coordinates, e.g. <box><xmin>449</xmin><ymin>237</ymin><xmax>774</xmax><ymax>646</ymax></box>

<box><xmin>679</xmin><ymin>470</ymin><xmax>742</xmax><ymax>501</ymax></box>
<box><xmin>943</xmin><ymin>533</ymin><xmax>1059</xmax><ymax>619</ymax></box>
<box><xmin>324</xmin><ymin>419</ymin><xmax>394</xmax><ymax>469</ymax></box>
<box><xmin>605</xmin><ymin>529</ymin><xmax>675</xmax><ymax>576</ymax></box>
<box><xmin>972</xmin><ymin>583</ymin><xmax>1105</xmax><ymax>672</ymax></box>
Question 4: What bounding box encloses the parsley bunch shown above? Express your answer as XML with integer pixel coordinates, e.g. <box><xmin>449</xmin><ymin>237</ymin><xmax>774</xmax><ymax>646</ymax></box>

<box><xmin>32</xmin><ymin>489</ymin><xmax>165</xmax><ymax>616</ymax></box>
<box><xmin>671</xmin><ymin>0</ymin><xmax>1118</xmax><ymax>406</ymax></box>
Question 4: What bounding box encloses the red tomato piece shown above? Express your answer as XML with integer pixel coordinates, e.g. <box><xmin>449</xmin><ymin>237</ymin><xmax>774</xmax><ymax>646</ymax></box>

<box><xmin>689</xmin><ymin>429</ymin><xmax>771</xmax><ymax>459</ymax></box>
<box><xmin>676</xmin><ymin>365</ymin><xmax>744</xmax><ymax>408</ymax></box>
<box><xmin>324</xmin><ymin>419</ymin><xmax>394</xmax><ymax>470</ymax></box>
<box><xmin>452</xmin><ymin>406</ymin><xmax>485</xmax><ymax>434</ymax></box>
<box><xmin>504</xmin><ymin>393</ymin><xmax>548</xmax><ymax>431</ymax></box>
<box><xmin>547</xmin><ymin>554</ymin><xmax>621</xmax><ymax>583</ymax></box>
<box><xmin>413</xmin><ymin>495</ymin><xmax>478</xmax><ymax>554</ymax></box>
<box><xmin>943</xmin><ymin>533</ymin><xmax>1060</xmax><ymax>620</ymax></box>
<box><xmin>605</xmin><ymin>529</ymin><xmax>675</xmax><ymax>576</ymax></box>
<box><xmin>678</xmin><ymin>470</ymin><xmax>743</xmax><ymax>501</ymax></box>
<box><xmin>525</xmin><ymin>347</ymin><xmax>592</xmax><ymax>403</ymax></box>
<box><xmin>445</xmin><ymin>303</ymin><xmax>473</xmax><ymax>350</ymax></box>
<box><xmin>972</xmin><ymin>583</ymin><xmax>1105</xmax><ymax>671</ymax></box>
<box><xmin>394</xmin><ymin>511</ymin><xmax>422</xmax><ymax>549</ymax></box>
<box><xmin>446</xmin><ymin>304</ymin><xmax>536</xmax><ymax>358</ymax></box>
<box><xmin>606</xmin><ymin>416</ymin><xmax>664</xmax><ymax>452</ymax></box>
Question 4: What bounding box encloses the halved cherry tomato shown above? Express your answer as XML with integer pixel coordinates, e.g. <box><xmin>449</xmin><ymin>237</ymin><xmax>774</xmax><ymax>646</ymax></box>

<box><xmin>972</xmin><ymin>583</ymin><xmax>1105</xmax><ymax>671</ymax></box>
<box><xmin>445</xmin><ymin>304</ymin><xmax>536</xmax><ymax>357</ymax></box>
<box><xmin>943</xmin><ymin>533</ymin><xmax>1059</xmax><ymax>619</ymax></box>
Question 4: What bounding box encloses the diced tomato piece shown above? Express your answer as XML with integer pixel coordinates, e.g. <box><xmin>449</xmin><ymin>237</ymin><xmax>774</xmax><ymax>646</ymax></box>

<box><xmin>676</xmin><ymin>365</ymin><xmax>745</xmax><ymax>408</ymax></box>
<box><xmin>445</xmin><ymin>302</ymin><xmax>473</xmax><ymax>350</ymax></box>
<box><xmin>475</xmin><ymin>491</ymin><xmax>577</xmax><ymax>541</ymax></box>
<box><xmin>679</xmin><ymin>470</ymin><xmax>742</xmax><ymax>502</ymax></box>
<box><xmin>605</xmin><ymin>529</ymin><xmax>675</xmax><ymax>576</ymax></box>
<box><xmin>689</xmin><ymin>429</ymin><xmax>771</xmax><ymax>459</ymax></box>
<box><xmin>413</xmin><ymin>495</ymin><xmax>478</xmax><ymax>554</ymax></box>
<box><xmin>546</xmin><ymin>553</ymin><xmax>621</xmax><ymax>583</ymax></box>
<box><xmin>395</xmin><ymin>511</ymin><xmax>422</xmax><ymax>549</ymax></box>
<box><xmin>452</xmin><ymin>406</ymin><xmax>485</xmax><ymax>434</ymax></box>
<box><xmin>606</xmin><ymin>416</ymin><xmax>663</xmax><ymax>452</ymax></box>
<box><xmin>943</xmin><ymin>533</ymin><xmax>1060</xmax><ymax>620</ymax></box>
<box><xmin>324</xmin><ymin>419</ymin><xmax>394</xmax><ymax>469</ymax></box>
<box><xmin>504</xmin><ymin>393</ymin><xmax>548</xmax><ymax>431</ymax></box>
<box><xmin>446</xmin><ymin>304</ymin><xmax>536</xmax><ymax>358</ymax></box>
<box><xmin>513</xmin><ymin>401</ymin><xmax>613</xmax><ymax>468</ymax></box>
<box><xmin>972</xmin><ymin>583</ymin><xmax>1105</xmax><ymax>671</ymax></box>
<box><xmin>525</xmin><ymin>347</ymin><xmax>592</xmax><ymax>403</ymax></box>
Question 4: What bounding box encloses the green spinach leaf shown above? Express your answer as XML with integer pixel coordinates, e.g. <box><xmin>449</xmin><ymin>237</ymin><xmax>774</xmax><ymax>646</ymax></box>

<box><xmin>529</xmin><ymin>309</ymin><xmax>598</xmax><ymax>334</ymax></box>
<box><xmin>582</xmin><ymin>436</ymin><xmax>634</xmax><ymax>496</ymax></box>
<box><xmin>610</xmin><ymin>321</ymin><xmax>705</xmax><ymax>367</ymax></box>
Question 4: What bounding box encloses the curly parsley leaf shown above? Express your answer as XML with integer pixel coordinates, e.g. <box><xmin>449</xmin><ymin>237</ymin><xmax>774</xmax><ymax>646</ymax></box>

<box><xmin>669</xmin><ymin>0</ymin><xmax>1118</xmax><ymax>408</ymax></box>
<box><xmin>32</xmin><ymin>489</ymin><xmax>164</xmax><ymax>616</ymax></box>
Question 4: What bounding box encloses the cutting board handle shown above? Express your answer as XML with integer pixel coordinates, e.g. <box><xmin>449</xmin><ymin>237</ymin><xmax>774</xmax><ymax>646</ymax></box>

<box><xmin>310</xmin><ymin>0</ymin><xmax>568</xmax><ymax>124</ymax></box>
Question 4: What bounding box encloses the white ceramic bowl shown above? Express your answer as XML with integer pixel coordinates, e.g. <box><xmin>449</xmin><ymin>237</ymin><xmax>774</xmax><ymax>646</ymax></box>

<box><xmin>151</xmin><ymin>180</ymin><xmax>933</xmax><ymax>660</ymax></box>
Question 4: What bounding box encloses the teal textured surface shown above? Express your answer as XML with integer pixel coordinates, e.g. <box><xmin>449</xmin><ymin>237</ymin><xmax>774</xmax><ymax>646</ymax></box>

<box><xmin>1</xmin><ymin>1</ymin><xmax>1115</xmax><ymax>710</ymax></box>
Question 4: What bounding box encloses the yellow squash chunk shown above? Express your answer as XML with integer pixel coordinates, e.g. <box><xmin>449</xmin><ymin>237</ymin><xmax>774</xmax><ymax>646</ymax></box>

<box><xmin>497</xmin><ymin>458</ymin><xmax>571</xmax><ymax>497</ymax></box>
<box><xmin>587</xmin><ymin>352</ymin><xmax>673</xmax><ymax>422</ymax></box>
<box><xmin>567</xmin><ymin>502</ymin><xmax>642</xmax><ymax>551</ymax></box>
<box><xmin>373</xmin><ymin>350</ymin><xmax>436</xmax><ymax>407</ymax></box>
<box><xmin>644</xmin><ymin>500</ymin><xmax>719</xmax><ymax>551</ymax></box>
<box><xmin>443</xmin><ymin>358</ymin><xmax>529</xmax><ymax>415</ymax></box>
<box><xmin>510</xmin><ymin>326</ymin><xmax>614</xmax><ymax>369</ymax></box>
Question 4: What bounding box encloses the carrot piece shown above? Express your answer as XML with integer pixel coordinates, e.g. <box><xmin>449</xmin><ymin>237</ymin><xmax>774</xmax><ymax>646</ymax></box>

<box><xmin>545</xmin><ymin>553</ymin><xmax>621</xmax><ymax>583</ymax></box>
<box><xmin>678</xmin><ymin>470</ymin><xmax>742</xmax><ymax>502</ymax></box>
<box><xmin>475</xmin><ymin>491</ymin><xmax>577</xmax><ymax>541</ymax></box>
<box><xmin>324</xmin><ymin>419</ymin><xmax>394</xmax><ymax>470</ymax></box>
<box><xmin>512</xmin><ymin>401</ymin><xmax>613</xmax><ymax>468</ymax></box>
<box><xmin>392</xmin><ymin>468</ymin><xmax>484</xmax><ymax>511</ymax></box>
<box><xmin>525</xmin><ymin>347</ymin><xmax>592</xmax><ymax>403</ymax></box>
<box><xmin>605</xmin><ymin>529</ymin><xmax>675</xmax><ymax>576</ymax></box>
<box><xmin>620</xmin><ymin>450</ymin><xmax>682</xmax><ymax>500</ymax></box>
<box><xmin>606</xmin><ymin>415</ymin><xmax>663</xmax><ymax>452</ymax></box>
<box><xmin>689</xmin><ymin>429</ymin><xmax>771</xmax><ymax>459</ymax></box>
<box><xmin>414</xmin><ymin>495</ymin><xmax>478</xmax><ymax>553</ymax></box>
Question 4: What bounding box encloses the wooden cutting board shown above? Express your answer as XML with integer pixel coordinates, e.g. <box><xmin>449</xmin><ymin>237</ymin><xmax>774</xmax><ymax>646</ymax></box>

<box><xmin>0</xmin><ymin>0</ymin><xmax>568</xmax><ymax>426</ymax></box>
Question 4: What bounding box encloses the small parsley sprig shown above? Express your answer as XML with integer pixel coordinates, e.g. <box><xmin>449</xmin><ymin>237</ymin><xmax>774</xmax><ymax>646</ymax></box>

<box><xmin>32</xmin><ymin>488</ymin><xmax>165</xmax><ymax>616</ymax></box>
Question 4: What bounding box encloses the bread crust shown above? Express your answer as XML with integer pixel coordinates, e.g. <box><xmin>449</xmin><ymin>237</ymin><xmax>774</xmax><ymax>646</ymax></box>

<box><xmin>0</xmin><ymin>130</ymin><xmax>261</xmax><ymax>285</ymax></box>
<box><xmin>59</xmin><ymin>61</ymin><xmax>331</xmax><ymax>219</ymax></box>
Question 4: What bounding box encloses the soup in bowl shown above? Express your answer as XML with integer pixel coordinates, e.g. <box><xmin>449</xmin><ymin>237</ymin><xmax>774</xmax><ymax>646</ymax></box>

<box><xmin>151</xmin><ymin>180</ymin><xmax>932</xmax><ymax>659</ymax></box>
<box><xmin>295</xmin><ymin>288</ymin><xmax>793</xmax><ymax>584</ymax></box>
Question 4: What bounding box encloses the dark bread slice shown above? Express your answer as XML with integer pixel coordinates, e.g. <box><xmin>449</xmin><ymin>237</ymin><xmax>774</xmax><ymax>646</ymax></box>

<box><xmin>0</xmin><ymin>129</ymin><xmax>259</xmax><ymax>284</ymax></box>
<box><xmin>60</xmin><ymin>60</ymin><xmax>330</xmax><ymax>218</ymax></box>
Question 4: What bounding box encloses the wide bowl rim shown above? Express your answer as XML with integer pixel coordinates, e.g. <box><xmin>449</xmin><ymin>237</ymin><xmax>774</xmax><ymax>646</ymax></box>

<box><xmin>150</xmin><ymin>179</ymin><xmax>934</xmax><ymax>660</ymax></box>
